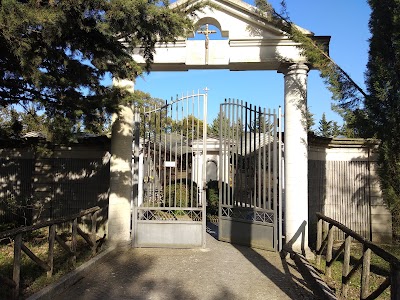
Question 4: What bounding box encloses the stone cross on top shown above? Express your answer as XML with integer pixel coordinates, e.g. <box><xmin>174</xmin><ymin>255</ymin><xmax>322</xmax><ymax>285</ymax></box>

<box><xmin>197</xmin><ymin>24</ymin><xmax>216</xmax><ymax>64</ymax></box>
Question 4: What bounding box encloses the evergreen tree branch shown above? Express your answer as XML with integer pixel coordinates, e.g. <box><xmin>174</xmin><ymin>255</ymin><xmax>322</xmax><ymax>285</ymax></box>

<box><xmin>256</xmin><ymin>1</ymin><xmax>368</xmax><ymax>108</ymax></box>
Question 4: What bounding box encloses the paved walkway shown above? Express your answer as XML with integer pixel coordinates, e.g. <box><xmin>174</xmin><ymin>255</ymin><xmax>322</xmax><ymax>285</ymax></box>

<box><xmin>56</xmin><ymin>224</ymin><xmax>318</xmax><ymax>300</ymax></box>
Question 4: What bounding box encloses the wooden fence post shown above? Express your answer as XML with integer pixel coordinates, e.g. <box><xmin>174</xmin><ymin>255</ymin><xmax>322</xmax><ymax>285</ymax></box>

<box><xmin>316</xmin><ymin>218</ymin><xmax>322</xmax><ymax>267</ymax></box>
<box><xmin>13</xmin><ymin>233</ymin><xmax>22</xmax><ymax>300</ymax></box>
<box><xmin>47</xmin><ymin>224</ymin><xmax>56</xmax><ymax>277</ymax></box>
<box><xmin>361</xmin><ymin>246</ymin><xmax>371</xmax><ymax>299</ymax></box>
<box><xmin>341</xmin><ymin>234</ymin><xmax>351</xmax><ymax>297</ymax></box>
<box><xmin>71</xmin><ymin>218</ymin><xmax>77</xmax><ymax>266</ymax></box>
<box><xmin>326</xmin><ymin>225</ymin><xmax>334</xmax><ymax>278</ymax></box>
<box><xmin>391</xmin><ymin>264</ymin><xmax>400</xmax><ymax>300</ymax></box>
<box><xmin>91</xmin><ymin>211</ymin><xmax>98</xmax><ymax>255</ymax></box>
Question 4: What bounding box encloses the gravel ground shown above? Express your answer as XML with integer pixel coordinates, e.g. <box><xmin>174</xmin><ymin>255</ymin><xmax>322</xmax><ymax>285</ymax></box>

<box><xmin>55</xmin><ymin>224</ymin><xmax>318</xmax><ymax>300</ymax></box>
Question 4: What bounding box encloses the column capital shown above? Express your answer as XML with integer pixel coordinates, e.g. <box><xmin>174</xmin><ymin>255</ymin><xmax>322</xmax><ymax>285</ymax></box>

<box><xmin>278</xmin><ymin>63</ymin><xmax>310</xmax><ymax>76</ymax></box>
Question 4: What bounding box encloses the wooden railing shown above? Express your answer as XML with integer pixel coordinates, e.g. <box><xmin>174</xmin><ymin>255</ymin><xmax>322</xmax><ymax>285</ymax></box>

<box><xmin>316</xmin><ymin>212</ymin><xmax>400</xmax><ymax>300</ymax></box>
<box><xmin>0</xmin><ymin>206</ymin><xmax>103</xmax><ymax>299</ymax></box>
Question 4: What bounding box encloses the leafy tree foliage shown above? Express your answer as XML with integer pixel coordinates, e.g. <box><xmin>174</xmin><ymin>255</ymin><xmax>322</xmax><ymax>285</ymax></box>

<box><xmin>174</xmin><ymin>115</ymin><xmax>205</xmax><ymax>140</ymax></box>
<box><xmin>247</xmin><ymin>113</ymin><xmax>271</xmax><ymax>133</ymax></box>
<box><xmin>0</xmin><ymin>0</ymin><xmax>200</xmax><ymax>141</ymax></box>
<box><xmin>0</xmin><ymin>107</ymin><xmax>22</xmax><ymax>137</ymax></box>
<box><xmin>209</xmin><ymin>112</ymin><xmax>230</xmax><ymax>137</ymax></box>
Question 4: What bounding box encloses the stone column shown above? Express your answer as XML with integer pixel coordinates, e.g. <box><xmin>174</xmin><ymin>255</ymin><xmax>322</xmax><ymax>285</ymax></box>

<box><xmin>108</xmin><ymin>79</ymin><xmax>135</xmax><ymax>245</ymax></box>
<box><xmin>279</xmin><ymin>63</ymin><xmax>310</xmax><ymax>255</ymax></box>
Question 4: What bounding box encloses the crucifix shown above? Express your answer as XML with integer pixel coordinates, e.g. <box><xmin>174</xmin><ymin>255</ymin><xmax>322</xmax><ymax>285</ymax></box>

<box><xmin>197</xmin><ymin>24</ymin><xmax>216</xmax><ymax>65</ymax></box>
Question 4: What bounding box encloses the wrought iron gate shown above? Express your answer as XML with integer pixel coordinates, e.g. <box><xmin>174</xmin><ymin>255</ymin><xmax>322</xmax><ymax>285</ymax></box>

<box><xmin>132</xmin><ymin>91</ymin><xmax>208</xmax><ymax>248</ymax></box>
<box><xmin>218</xmin><ymin>100</ymin><xmax>283</xmax><ymax>251</ymax></box>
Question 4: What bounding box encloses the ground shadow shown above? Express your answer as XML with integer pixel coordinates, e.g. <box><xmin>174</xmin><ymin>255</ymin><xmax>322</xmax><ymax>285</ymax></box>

<box><xmin>229</xmin><ymin>220</ymin><xmax>318</xmax><ymax>300</ymax></box>
<box><xmin>206</xmin><ymin>221</ymin><xmax>218</xmax><ymax>240</ymax></box>
<box><xmin>55</xmin><ymin>243</ymin><xmax>244</xmax><ymax>300</ymax></box>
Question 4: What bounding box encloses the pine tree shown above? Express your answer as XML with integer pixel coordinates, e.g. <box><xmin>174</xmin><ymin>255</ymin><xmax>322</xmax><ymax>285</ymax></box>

<box><xmin>306</xmin><ymin>109</ymin><xmax>315</xmax><ymax>133</ymax></box>
<box><xmin>0</xmin><ymin>0</ymin><xmax>199</xmax><ymax>141</ymax></box>
<box><xmin>330</xmin><ymin>122</ymin><xmax>342</xmax><ymax>138</ymax></box>
<box><xmin>318</xmin><ymin>113</ymin><xmax>332</xmax><ymax>138</ymax></box>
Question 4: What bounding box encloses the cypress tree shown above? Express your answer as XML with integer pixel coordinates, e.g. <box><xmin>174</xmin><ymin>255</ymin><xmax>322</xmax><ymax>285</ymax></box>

<box><xmin>365</xmin><ymin>0</ymin><xmax>400</xmax><ymax>239</ymax></box>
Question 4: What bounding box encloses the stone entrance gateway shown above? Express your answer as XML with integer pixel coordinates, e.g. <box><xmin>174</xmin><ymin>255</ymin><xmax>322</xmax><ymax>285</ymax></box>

<box><xmin>108</xmin><ymin>0</ymin><xmax>330</xmax><ymax>254</ymax></box>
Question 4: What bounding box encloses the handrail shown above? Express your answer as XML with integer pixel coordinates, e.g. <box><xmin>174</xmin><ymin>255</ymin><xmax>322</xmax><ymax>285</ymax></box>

<box><xmin>316</xmin><ymin>212</ymin><xmax>400</xmax><ymax>268</ymax></box>
<box><xmin>316</xmin><ymin>212</ymin><xmax>400</xmax><ymax>300</ymax></box>
<box><xmin>0</xmin><ymin>206</ymin><xmax>100</xmax><ymax>239</ymax></box>
<box><xmin>0</xmin><ymin>206</ymin><xmax>103</xmax><ymax>300</ymax></box>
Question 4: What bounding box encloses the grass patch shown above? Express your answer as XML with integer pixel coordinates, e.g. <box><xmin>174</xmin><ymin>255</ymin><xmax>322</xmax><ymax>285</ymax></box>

<box><xmin>315</xmin><ymin>243</ymin><xmax>400</xmax><ymax>300</ymax></box>
<box><xmin>0</xmin><ymin>227</ymin><xmax>98</xmax><ymax>299</ymax></box>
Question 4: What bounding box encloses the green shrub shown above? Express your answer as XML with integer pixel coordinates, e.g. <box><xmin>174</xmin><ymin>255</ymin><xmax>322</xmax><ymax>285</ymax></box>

<box><xmin>206</xmin><ymin>180</ymin><xmax>219</xmax><ymax>215</ymax></box>
<box><xmin>164</xmin><ymin>180</ymin><xmax>197</xmax><ymax>208</ymax></box>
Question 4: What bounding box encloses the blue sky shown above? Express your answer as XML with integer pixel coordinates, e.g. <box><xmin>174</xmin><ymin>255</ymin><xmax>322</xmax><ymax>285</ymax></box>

<box><xmin>135</xmin><ymin>0</ymin><xmax>371</xmax><ymax>129</ymax></box>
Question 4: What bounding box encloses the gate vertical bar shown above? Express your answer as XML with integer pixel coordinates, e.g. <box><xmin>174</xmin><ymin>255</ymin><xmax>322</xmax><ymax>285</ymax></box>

<box><xmin>196</xmin><ymin>89</ymin><xmax>202</xmax><ymax>207</ymax></box>
<box><xmin>262</xmin><ymin>108</ymin><xmax>267</xmax><ymax>210</ymax></box>
<box><xmin>202</xmin><ymin>90</ymin><xmax>208</xmax><ymax>248</ymax></box>
<box><xmin>257</xmin><ymin>106</ymin><xmax>262</xmax><ymax>209</ymax></box>
<box><xmin>180</xmin><ymin>98</ymin><xmax>184</xmax><ymax>207</ymax></box>
<box><xmin>224</xmin><ymin>100</ymin><xmax>227</xmax><ymax>208</ymax></box>
<box><xmin>273</xmin><ymin>109</ymin><xmax>278</xmax><ymax>250</ymax></box>
<box><xmin>185</xmin><ymin>92</ymin><xmax>189</xmax><ymax>208</ymax></box>
<box><xmin>164</xmin><ymin>101</ymin><xmax>169</xmax><ymax>207</ymax></box>
<box><xmin>278</xmin><ymin>106</ymin><xmax>283</xmax><ymax>251</ymax></box>
<box><xmin>219</xmin><ymin>101</ymin><xmax>225</xmax><ymax>240</ymax></box>
<box><xmin>175</xmin><ymin>99</ymin><xmax>178</xmax><ymax>207</ymax></box>
<box><xmin>231</xmin><ymin>100</ymin><xmax>236</xmax><ymax>205</ymax></box>
<box><xmin>191</xmin><ymin>94</ymin><xmax>195</xmax><ymax>208</ymax></box>
<box><xmin>244</xmin><ymin>102</ymin><xmax>248</xmax><ymax>208</ymax></box>
<box><xmin>240</xmin><ymin>100</ymin><xmax>246</xmax><ymax>206</ymax></box>
<box><xmin>268</xmin><ymin>109</ymin><xmax>272</xmax><ymax>210</ymax></box>
<box><xmin>157</xmin><ymin>104</ymin><xmax>161</xmax><ymax>206</ymax></box>
<box><xmin>235</xmin><ymin>100</ymin><xmax>240</xmax><ymax>207</ymax></box>
<box><xmin>151</xmin><ymin>106</ymin><xmax>155</xmax><ymax>206</ymax></box>
<box><xmin>227</xmin><ymin>99</ymin><xmax>231</xmax><ymax>206</ymax></box>
<box><xmin>253</xmin><ymin>105</ymin><xmax>257</xmax><ymax>208</ymax></box>
<box><xmin>169</xmin><ymin>101</ymin><xmax>173</xmax><ymax>208</ymax></box>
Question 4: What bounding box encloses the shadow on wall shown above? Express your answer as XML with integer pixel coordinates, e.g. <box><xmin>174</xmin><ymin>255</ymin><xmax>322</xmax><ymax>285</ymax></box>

<box><xmin>308</xmin><ymin>136</ymin><xmax>383</xmax><ymax>246</ymax></box>
<box><xmin>0</xmin><ymin>136</ymin><xmax>111</xmax><ymax>232</ymax></box>
<box><xmin>0</xmin><ymin>148</ymin><xmax>35</xmax><ymax>228</ymax></box>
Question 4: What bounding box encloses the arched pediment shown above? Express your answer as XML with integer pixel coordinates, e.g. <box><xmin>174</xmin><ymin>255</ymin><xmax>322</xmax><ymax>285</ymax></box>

<box><xmin>132</xmin><ymin>0</ymin><xmax>330</xmax><ymax>71</ymax></box>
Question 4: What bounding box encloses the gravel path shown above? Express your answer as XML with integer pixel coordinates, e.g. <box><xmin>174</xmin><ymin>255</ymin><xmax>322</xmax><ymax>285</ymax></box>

<box><xmin>56</xmin><ymin>225</ymin><xmax>318</xmax><ymax>300</ymax></box>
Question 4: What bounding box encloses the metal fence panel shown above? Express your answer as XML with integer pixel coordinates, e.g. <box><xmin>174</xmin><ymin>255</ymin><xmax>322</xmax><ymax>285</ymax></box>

<box><xmin>133</xmin><ymin>91</ymin><xmax>208</xmax><ymax>248</ymax></box>
<box><xmin>218</xmin><ymin>100</ymin><xmax>282</xmax><ymax>251</ymax></box>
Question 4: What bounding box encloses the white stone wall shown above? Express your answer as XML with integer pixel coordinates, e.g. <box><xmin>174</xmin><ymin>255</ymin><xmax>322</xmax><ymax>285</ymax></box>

<box><xmin>309</xmin><ymin>139</ymin><xmax>392</xmax><ymax>243</ymax></box>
